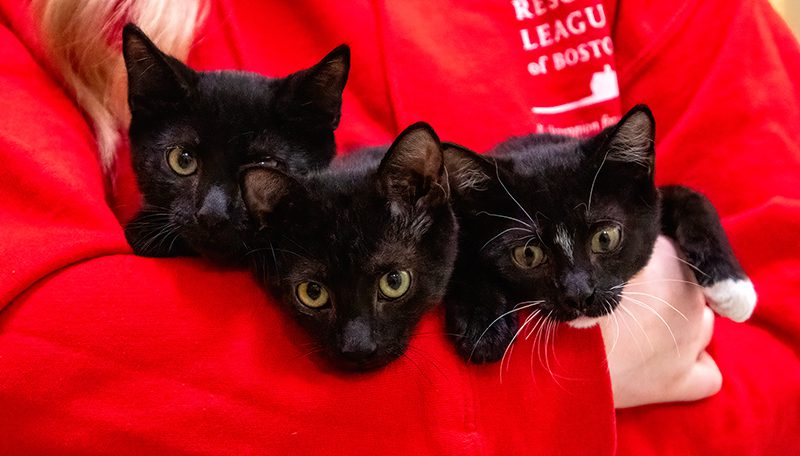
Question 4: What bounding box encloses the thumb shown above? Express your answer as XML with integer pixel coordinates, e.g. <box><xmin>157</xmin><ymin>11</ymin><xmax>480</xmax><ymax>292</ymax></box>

<box><xmin>672</xmin><ymin>351</ymin><xmax>723</xmax><ymax>402</ymax></box>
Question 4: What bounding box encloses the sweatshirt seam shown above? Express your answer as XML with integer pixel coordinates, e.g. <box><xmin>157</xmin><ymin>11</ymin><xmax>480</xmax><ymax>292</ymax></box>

<box><xmin>615</xmin><ymin>0</ymin><xmax>698</xmax><ymax>88</ymax></box>
<box><xmin>1</xmin><ymin>246</ymin><xmax>132</xmax><ymax>318</ymax></box>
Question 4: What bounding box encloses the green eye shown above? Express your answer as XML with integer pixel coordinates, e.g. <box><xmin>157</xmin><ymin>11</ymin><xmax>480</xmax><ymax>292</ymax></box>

<box><xmin>379</xmin><ymin>270</ymin><xmax>411</xmax><ymax>299</ymax></box>
<box><xmin>167</xmin><ymin>146</ymin><xmax>198</xmax><ymax>176</ymax></box>
<box><xmin>591</xmin><ymin>225</ymin><xmax>622</xmax><ymax>253</ymax></box>
<box><xmin>296</xmin><ymin>281</ymin><xmax>330</xmax><ymax>309</ymax></box>
<box><xmin>512</xmin><ymin>245</ymin><xmax>546</xmax><ymax>269</ymax></box>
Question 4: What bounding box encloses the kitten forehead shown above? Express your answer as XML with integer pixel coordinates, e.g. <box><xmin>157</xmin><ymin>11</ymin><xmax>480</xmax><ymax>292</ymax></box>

<box><xmin>371</xmin><ymin>237</ymin><xmax>422</xmax><ymax>271</ymax></box>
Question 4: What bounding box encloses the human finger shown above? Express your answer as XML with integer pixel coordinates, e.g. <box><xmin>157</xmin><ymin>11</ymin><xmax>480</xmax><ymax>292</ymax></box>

<box><xmin>671</xmin><ymin>351</ymin><xmax>723</xmax><ymax>403</ymax></box>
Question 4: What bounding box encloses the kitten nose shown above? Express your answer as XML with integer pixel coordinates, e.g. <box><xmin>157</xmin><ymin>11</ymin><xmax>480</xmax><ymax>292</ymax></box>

<box><xmin>340</xmin><ymin>318</ymin><xmax>378</xmax><ymax>361</ymax></box>
<box><xmin>565</xmin><ymin>290</ymin><xmax>596</xmax><ymax>313</ymax></box>
<box><xmin>197</xmin><ymin>186</ymin><xmax>229</xmax><ymax>228</ymax></box>
<box><xmin>560</xmin><ymin>271</ymin><xmax>595</xmax><ymax>312</ymax></box>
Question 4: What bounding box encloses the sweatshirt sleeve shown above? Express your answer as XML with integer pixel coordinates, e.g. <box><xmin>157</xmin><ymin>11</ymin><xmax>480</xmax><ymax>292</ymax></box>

<box><xmin>0</xmin><ymin>20</ymin><xmax>129</xmax><ymax>311</ymax></box>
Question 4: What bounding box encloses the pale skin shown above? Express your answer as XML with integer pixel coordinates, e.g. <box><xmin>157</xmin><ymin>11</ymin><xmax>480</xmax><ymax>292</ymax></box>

<box><xmin>601</xmin><ymin>236</ymin><xmax>722</xmax><ymax>408</ymax></box>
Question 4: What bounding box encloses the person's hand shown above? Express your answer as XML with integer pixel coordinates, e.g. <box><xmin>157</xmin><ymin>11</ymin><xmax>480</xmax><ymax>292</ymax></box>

<box><xmin>600</xmin><ymin>236</ymin><xmax>722</xmax><ymax>408</ymax></box>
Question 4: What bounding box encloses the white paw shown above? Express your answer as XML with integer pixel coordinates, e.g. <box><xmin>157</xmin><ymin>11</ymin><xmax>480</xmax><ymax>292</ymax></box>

<box><xmin>704</xmin><ymin>278</ymin><xmax>757</xmax><ymax>322</ymax></box>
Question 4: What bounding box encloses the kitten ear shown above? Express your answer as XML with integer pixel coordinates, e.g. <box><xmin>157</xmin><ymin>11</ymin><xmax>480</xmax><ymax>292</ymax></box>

<box><xmin>122</xmin><ymin>23</ymin><xmax>197</xmax><ymax>113</ymax></box>
<box><xmin>378</xmin><ymin>122</ymin><xmax>447</xmax><ymax>215</ymax></box>
<box><xmin>596</xmin><ymin>104</ymin><xmax>656</xmax><ymax>172</ymax></box>
<box><xmin>442</xmin><ymin>143</ymin><xmax>493</xmax><ymax>195</ymax></box>
<box><xmin>240</xmin><ymin>165</ymin><xmax>300</xmax><ymax>228</ymax></box>
<box><xmin>280</xmin><ymin>44</ymin><xmax>351</xmax><ymax>129</ymax></box>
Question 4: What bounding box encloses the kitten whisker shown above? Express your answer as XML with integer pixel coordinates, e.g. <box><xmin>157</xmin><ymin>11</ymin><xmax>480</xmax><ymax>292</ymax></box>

<box><xmin>135</xmin><ymin>222</ymin><xmax>178</xmax><ymax>254</ymax></box>
<box><xmin>622</xmin><ymin>295</ymin><xmax>680</xmax><ymax>356</ymax></box>
<box><xmin>260</xmin><ymin>254</ymin><xmax>269</xmax><ymax>284</ymax></box>
<box><xmin>412</xmin><ymin>331</ymin><xmax>465</xmax><ymax>339</ymax></box>
<box><xmin>500</xmin><ymin>310</ymin><xmax>538</xmax><ymax>383</ymax></box>
<box><xmin>552</xmin><ymin>321</ymin><xmax>566</xmax><ymax>369</ymax></box>
<box><xmin>467</xmin><ymin>301</ymin><xmax>543</xmax><ymax>362</ymax></box>
<box><xmin>166</xmin><ymin>228</ymin><xmax>182</xmax><ymax>253</ymax></box>
<box><xmin>534</xmin><ymin>313</ymin><xmax>550</xmax><ymax>380</ymax></box>
<box><xmin>544</xmin><ymin>316</ymin><xmax>562</xmax><ymax>385</ymax></box>
<box><xmin>291</xmin><ymin>346</ymin><xmax>325</xmax><ymax>362</ymax></box>
<box><xmin>533</xmin><ymin>314</ymin><xmax>555</xmax><ymax>379</ymax></box>
<box><xmin>279</xmin><ymin>234</ymin><xmax>313</xmax><ymax>257</ymax></box>
<box><xmin>523</xmin><ymin>310</ymin><xmax>547</xmax><ymax>383</ymax></box>
<box><xmin>617</xmin><ymin>303</ymin><xmax>653</xmax><ymax>357</ymax></box>
<box><xmin>605</xmin><ymin>297</ymin><xmax>621</xmax><ymax>356</ymax></box>
<box><xmin>615</xmin><ymin>278</ymin><xmax>703</xmax><ymax>289</ymax></box>
<box><xmin>128</xmin><ymin>211</ymin><xmax>172</xmax><ymax>222</ymax></box>
<box><xmin>586</xmin><ymin>148</ymin><xmax>611</xmax><ymax>215</ymax></box>
<box><xmin>267</xmin><ymin>240</ymin><xmax>280</xmax><ymax>277</ymax></box>
<box><xmin>620</xmin><ymin>291</ymin><xmax>688</xmax><ymax>321</ymax></box>
<box><xmin>524</xmin><ymin>309</ymin><xmax>546</xmax><ymax>340</ymax></box>
<box><xmin>125</xmin><ymin>217</ymin><xmax>171</xmax><ymax>229</ymax></box>
<box><xmin>528</xmin><ymin>310</ymin><xmax>561</xmax><ymax>386</ymax></box>
<box><xmin>226</xmin><ymin>130</ymin><xmax>256</xmax><ymax>145</ymax></box>
<box><xmin>139</xmin><ymin>204</ymin><xmax>173</xmax><ymax>212</ymax></box>
<box><xmin>154</xmin><ymin>224</ymin><xmax>181</xmax><ymax>253</ymax></box>
<box><xmin>529</xmin><ymin>314</ymin><xmax>545</xmax><ymax>380</ymax></box>
<box><xmin>493</xmin><ymin>159</ymin><xmax>537</xmax><ymax>228</ymax></box>
<box><xmin>480</xmin><ymin>227</ymin><xmax>535</xmax><ymax>251</ymax></box>
<box><xmin>245</xmin><ymin>246</ymin><xmax>309</xmax><ymax>261</ymax></box>
<box><xmin>610</xmin><ymin>281</ymin><xmax>629</xmax><ymax>291</ymax></box>
<box><xmin>665</xmin><ymin>254</ymin><xmax>710</xmax><ymax>278</ymax></box>
<box><xmin>405</xmin><ymin>346</ymin><xmax>449</xmax><ymax>381</ymax></box>
<box><xmin>399</xmin><ymin>351</ymin><xmax>434</xmax><ymax>386</ymax></box>
<box><xmin>615</xmin><ymin>305</ymin><xmax>644</xmax><ymax>362</ymax></box>
<box><xmin>547</xmin><ymin>312</ymin><xmax>566</xmax><ymax>370</ymax></box>
<box><xmin>476</xmin><ymin>211</ymin><xmax>533</xmax><ymax>230</ymax></box>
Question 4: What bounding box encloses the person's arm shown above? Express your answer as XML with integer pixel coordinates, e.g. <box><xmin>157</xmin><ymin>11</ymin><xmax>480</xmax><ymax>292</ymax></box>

<box><xmin>0</xmin><ymin>21</ymin><xmax>128</xmax><ymax>310</ymax></box>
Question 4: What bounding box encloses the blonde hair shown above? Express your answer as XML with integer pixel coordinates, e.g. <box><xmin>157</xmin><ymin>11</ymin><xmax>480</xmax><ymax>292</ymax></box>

<box><xmin>32</xmin><ymin>0</ymin><xmax>208</xmax><ymax>173</ymax></box>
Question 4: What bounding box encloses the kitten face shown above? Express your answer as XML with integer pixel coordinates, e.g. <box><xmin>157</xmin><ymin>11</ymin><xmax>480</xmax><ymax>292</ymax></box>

<box><xmin>122</xmin><ymin>24</ymin><xmax>349</xmax><ymax>262</ymax></box>
<box><xmin>447</xmin><ymin>107</ymin><xmax>659</xmax><ymax>324</ymax></box>
<box><xmin>242</xmin><ymin>124</ymin><xmax>457</xmax><ymax>371</ymax></box>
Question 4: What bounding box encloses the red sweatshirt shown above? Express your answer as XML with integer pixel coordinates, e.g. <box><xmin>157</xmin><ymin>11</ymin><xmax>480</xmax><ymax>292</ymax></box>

<box><xmin>1</xmin><ymin>0</ymin><xmax>798</xmax><ymax>454</ymax></box>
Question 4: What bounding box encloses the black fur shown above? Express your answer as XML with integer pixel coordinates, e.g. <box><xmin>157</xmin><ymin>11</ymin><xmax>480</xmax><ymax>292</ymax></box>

<box><xmin>122</xmin><ymin>24</ymin><xmax>349</xmax><ymax>262</ymax></box>
<box><xmin>443</xmin><ymin>105</ymin><xmax>752</xmax><ymax>363</ymax></box>
<box><xmin>241</xmin><ymin>123</ymin><xmax>458</xmax><ymax>371</ymax></box>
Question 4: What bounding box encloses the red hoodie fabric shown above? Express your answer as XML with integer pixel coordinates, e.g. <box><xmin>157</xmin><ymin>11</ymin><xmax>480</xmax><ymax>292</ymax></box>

<box><xmin>0</xmin><ymin>0</ymin><xmax>798</xmax><ymax>454</ymax></box>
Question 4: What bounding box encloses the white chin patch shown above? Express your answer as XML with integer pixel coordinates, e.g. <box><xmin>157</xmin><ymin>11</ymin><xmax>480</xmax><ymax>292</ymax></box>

<box><xmin>568</xmin><ymin>316</ymin><xmax>600</xmax><ymax>329</ymax></box>
<box><xmin>704</xmin><ymin>278</ymin><xmax>757</xmax><ymax>322</ymax></box>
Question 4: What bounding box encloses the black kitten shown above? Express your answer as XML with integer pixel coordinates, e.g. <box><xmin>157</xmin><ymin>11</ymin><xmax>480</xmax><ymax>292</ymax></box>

<box><xmin>122</xmin><ymin>24</ymin><xmax>349</xmax><ymax>262</ymax></box>
<box><xmin>443</xmin><ymin>105</ymin><xmax>756</xmax><ymax>363</ymax></box>
<box><xmin>241</xmin><ymin>123</ymin><xmax>458</xmax><ymax>371</ymax></box>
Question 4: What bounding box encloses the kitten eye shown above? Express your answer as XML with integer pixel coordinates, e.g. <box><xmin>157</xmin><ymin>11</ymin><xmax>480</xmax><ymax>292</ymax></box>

<box><xmin>167</xmin><ymin>146</ymin><xmax>198</xmax><ymax>176</ymax></box>
<box><xmin>257</xmin><ymin>157</ymin><xmax>280</xmax><ymax>168</ymax></box>
<box><xmin>378</xmin><ymin>270</ymin><xmax>411</xmax><ymax>299</ymax></box>
<box><xmin>511</xmin><ymin>245</ymin><xmax>546</xmax><ymax>269</ymax></box>
<box><xmin>254</xmin><ymin>156</ymin><xmax>287</xmax><ymax>171</ymax></box>
<box><xmin>296</xmin><ymin>281</ymin><xmax>330</xmax><ymax>309</ymax></box>
<box><xmin>591</xmin><ymin>225</ymin><xmax>622</xmax><ymax>253</ymax></box>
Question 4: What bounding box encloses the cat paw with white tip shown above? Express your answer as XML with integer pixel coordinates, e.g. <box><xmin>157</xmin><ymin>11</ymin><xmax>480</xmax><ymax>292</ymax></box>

<box><xmin>703</xmin><ymin>278</ymin><xmax>757</xmax><ymax>322</ymax></box>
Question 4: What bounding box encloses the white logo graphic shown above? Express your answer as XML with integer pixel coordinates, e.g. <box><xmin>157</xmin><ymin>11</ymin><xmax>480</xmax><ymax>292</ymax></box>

<box><xmin>531</xmin><ymin>65</ymin><xmax>619</xmax><ymax>115</ymax></box>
